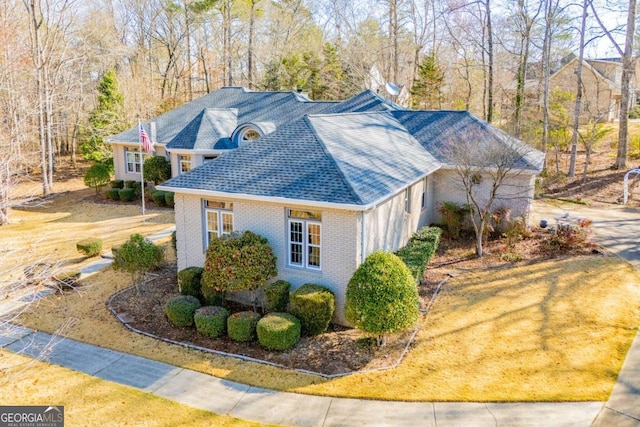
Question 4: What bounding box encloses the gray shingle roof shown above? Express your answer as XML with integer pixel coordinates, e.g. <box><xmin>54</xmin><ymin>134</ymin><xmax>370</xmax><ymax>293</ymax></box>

<box><xmin>108</xmin><ymin>87</ymin><xmax>338</xmax><ymax>148</ymax></box>
<box><xmin>390</xmin><ymin>110</ymin><xmax>545</xmax><ymax>172</ymax></box>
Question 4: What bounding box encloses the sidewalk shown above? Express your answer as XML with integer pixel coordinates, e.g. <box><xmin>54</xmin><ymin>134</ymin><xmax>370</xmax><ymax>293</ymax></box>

<box><xmin>3</xmin><ymin>209</ymin><xmax>640</xmax><ymax>426</ymax></box>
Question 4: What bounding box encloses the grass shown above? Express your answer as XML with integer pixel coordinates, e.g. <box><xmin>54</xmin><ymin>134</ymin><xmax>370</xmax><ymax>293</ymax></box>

<box><xmin>18</xmin><ymin>254</ymin><xmax>640</xmax><ymax>402</ymax></box>
<box><xmin>0</xmin><ymin>352</ymin><xmax>269</xmax><ymax>427</ymax></box>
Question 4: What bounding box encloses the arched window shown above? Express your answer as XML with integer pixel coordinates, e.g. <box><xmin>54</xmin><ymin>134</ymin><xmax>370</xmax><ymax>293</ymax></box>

<box><xmin>233</xmin><ymin>125</ymin><xmax>264</xmax><ymax>146</ymax></box>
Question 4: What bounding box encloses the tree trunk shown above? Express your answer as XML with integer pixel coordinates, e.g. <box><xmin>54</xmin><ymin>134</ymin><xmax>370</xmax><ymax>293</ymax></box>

<box><xmin>568</xmin><ymin>0</ymin><xmax>587</xmax><ymax>178</ymax></box>
<box><xmin>485</xmin><ymin>0</ymin><xmax>494</xmax><ymax>123</ymax></box>
<box><xmin>248</xmin><ymin>0</ymin><xmax>256</xmax><ymax>89</ymax></box>
<box><xmin>541</xmin><ymin>0</ymin><xmax>554</xmax><ymax>171</ymax></box>
<box><xmin>615</xmin><ymin>0</ymin><xmax>637</xmax><ymax>170</ymax></box>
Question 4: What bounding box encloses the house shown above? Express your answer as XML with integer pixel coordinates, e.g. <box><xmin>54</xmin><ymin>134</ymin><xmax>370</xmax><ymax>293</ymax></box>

<box><xmin>148</xmin><ymin>88</ymin><xmax>543</xmax><ymax>325</ymax></box>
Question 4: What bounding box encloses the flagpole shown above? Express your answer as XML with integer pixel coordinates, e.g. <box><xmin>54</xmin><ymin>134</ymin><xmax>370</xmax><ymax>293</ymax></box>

<box><xmin>138</xmin><ymin>117</ymin><xmax>146</xmax><ymax>218</ymax></box>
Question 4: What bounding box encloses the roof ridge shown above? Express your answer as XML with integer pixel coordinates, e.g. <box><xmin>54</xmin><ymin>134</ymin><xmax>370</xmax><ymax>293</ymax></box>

<box><xmin>304</xmin><ymin>116</ymin><xmax>365</xmax><ymax>205</ymax></box>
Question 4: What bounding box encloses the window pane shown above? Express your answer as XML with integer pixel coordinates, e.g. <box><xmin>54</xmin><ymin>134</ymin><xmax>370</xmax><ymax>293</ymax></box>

<box><xmin>308</xmin><ymin>246</ymin><xmax>321</xmax><ymax>267</ymax></box>
<box><xmin>290</xmin><ymin>221</ymin><xmax>303</xmax><ymax>243</ymax></box>
<box><xmin>308</xmin><ymin>223</ymin><xmax>321</xmax><ymax>245</ymax></box>
<box><xmin>207</xmin><ymin>211</ymin><xmax>219</xmax><ymax>236</ymax></box>
<box><xmin>222</xmin><ymin>213</ymin><xmax>233</xmax><ymax>235</ymax></box>
<box><xmin>205</xmin><ymin>200</ymin><xmax>233</xmax><ymax>210</ymax></box>
<box><xmin>289</xmin><ymin>209</ymin><xmax>322</xmax><ymax>220</ymax></box>
<box><xmin>290</xmin><ymin>243</ymin><xmax>303</xmax><ymax>265</ymax></box>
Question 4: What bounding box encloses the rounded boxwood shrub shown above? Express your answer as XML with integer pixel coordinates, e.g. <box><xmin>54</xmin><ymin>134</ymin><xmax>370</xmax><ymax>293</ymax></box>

<box><xmin>111</xmin><ymin>179</ymin><xmax>124</xmax><ymax>189</ymax></box>
<box><xmin>106</xmin><ymin>188</ymin><xmax>120</xmax><ymax>200</ymax></box>
<box><xmin>227</xmin><ymin>311</ymin><xmax>261</xmax><ymax>342</ymax></box>
<box><xmin>118</xmin><ymin>187</ymin><xmax>136</xmax><ymax>202</ymax></box>
<box><xmin>124</xmin><ymin>180</ymin><xmax>137</xmax><ymax>188</ymax></box>
<box><xmin>257</xmin><ymin>313</ymin><xmax>301</xmax><ymax>351</ymax></box>
<box><xmin>76</xmin><ymin>238</ymin><xmax>103</xmax><ymax>257</ymax></box>
<box><xmin>164</xmin><ymin>295</ymin><xmax>201</xmax><ymax>327</ymax></box>
<box><xmin>178</xmin><ymin>266</ymin><xmax>203</xmax><ymax>300</ymax></box>
<box><xmin>164</xmin><ymin>191</ymin><xmax>175</xmax><ymax>208</ymax></box>
<box><xmin>194</xmin><ymin>306</ymin><xmax>229</xmax><ymax>338</ymax></box>
<box><xmin>263</xmin><ymin>280</ymin><xmax>290</xmax><ymax>313</ymax></box>
<box><xmin>151</xmin><ymin>190</ymin><xmax>167</xmax><ymax>206</ymax></box>
<box><xmin>288</xmin><ymin>283</ymin><xmax>335</xmax><ymax>336</ymax></box>
<box><xmin>346</xmin><ymin>251</ymin><xmax>420</xmax><ymax>346</ymax></box>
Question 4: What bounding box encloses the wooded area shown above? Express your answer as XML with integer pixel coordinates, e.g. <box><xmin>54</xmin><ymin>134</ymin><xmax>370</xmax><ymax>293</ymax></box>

<box><xmin>0</xmin><ymin>0</ymin><xmax>636</xmax><ymax>222</ymax></box>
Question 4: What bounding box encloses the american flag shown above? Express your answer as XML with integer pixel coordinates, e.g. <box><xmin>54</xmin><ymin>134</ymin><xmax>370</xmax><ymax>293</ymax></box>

<box><xmin>139</xmin><ymin>123</ymin><xmax>155</xmax><ymax>152</ymax></box>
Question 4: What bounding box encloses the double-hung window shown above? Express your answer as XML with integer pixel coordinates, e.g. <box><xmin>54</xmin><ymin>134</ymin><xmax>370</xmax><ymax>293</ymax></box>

<box><xmin>287</xmin><ymin>209</ymin><xmax>321</xmax><ymax>270</ymax></box>
<box><xmin>204</xmin><ymin>200</ymin><xmax>233</xmax><ymax>246</ymax></box>
<box><xmin>180</xmin><ymin>155</ymin><xmax>192</xmax><ymax>173</ymax></box>
<box><xmin>125</xmin><ymin>149</ymin><xmax>148</xmax><ymax>174</ymax></box>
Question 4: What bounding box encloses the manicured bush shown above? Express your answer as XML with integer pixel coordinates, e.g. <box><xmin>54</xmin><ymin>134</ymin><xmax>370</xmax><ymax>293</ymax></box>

<box><xmin>125</xmin><ymin>180</ymin><xmax>137</xmax><ymax>188</ymax></box>
<box><xmin>346</xmin><ymin>251</ymin><xmax>420</xmax><ymax>346</ymax></box>
<box><xmin>164</xmin><ymin>191</ymin><xmax>175</xmax><ymax>208</ymax></box>
<box><xmin>288</xmin><ymin>284</ymin><xmax>335</xmax><ymax>336</ymax></box>
<box><xmin>143</xmin><ymin>156</ymin><xmax>171</xmax><ymax>184</ymax></box>
<box><xmin>84</xmin><ymin>163</ymin><xmax>111</xmax><ymax>194</ymax></box>
<box><xmin>106</xmin><ymin>188</ymin><xmax>120</xmax><ymax>200</ymax></box>
<box><xmin>263</xmin><ymin>280</ymin><xmax>290</xmax><ymax>313</ymax></box>
<box><xmin>194</xmin><ymin>306</ymin><xmax>229</xmax><ymax>338</ymax></box>
<box><xmin>164</xmin><ymin>295</ymin><xmax>201</xmax><ymax>327</ymax></box>
<box><xmin>257</xmin><ymin>313</ymin><xmax>301</xmax><ymax>351</ymax></box>
<box><xmin>76</xmin><ymin>238</ymin><xmax>103</xmax><ymax>257</ymax></box>
<box><xmin>201</xmin><ymin>231</ymin><xmax>277</xmax><ymax>309</ymax></box>
<box><xmin>112</xmin><ymin>234</ymin><xmax>164</xmax><ymax>293</ymax></box>
<box><xmin>227</xmin><ymin>311</ymin><xmax>261</xmax><ymax>342</ymax></box>
<box><xmin>111</xmin><ymin>180</ymin><xmax>124</xmax><ymax>189</ymax></box>
<box><xmin>396</xmin><ymin>226</ymin><xmax>442</xmax><ymax>283</ymax></box>
<box><xmin>131</xmin><ymin>181</ymin><xmax>142</xmax><ymax>197</ymax></box>
<box><xmin>118</xmin><ymin>187</ymin><xmax>136</xmax><ymax>202</ymax></box>
<box><xmin>178</xmin><ymin>266</ymin><xmax>203</xmax><ymax>300</ymax></box>
<box><xmin>151</xmin><ymin>190</ymin><xmax>167</xmax><ymax>206</ymax></box>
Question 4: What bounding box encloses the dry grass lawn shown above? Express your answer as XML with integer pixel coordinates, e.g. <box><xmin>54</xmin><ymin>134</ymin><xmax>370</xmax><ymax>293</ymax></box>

<box><xmin>0</xmin><ymin>352</ymin><xmax>270</xmax><ymax>426</ymax></box>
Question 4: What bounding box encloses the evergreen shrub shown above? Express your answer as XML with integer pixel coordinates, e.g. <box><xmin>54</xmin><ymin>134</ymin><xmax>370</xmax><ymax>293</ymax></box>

<box><xmin>178</xmin><ymin>266</ymin><xmax>204</xmax><ymax>300</ymax></box>
<box><xmin>76</xmin><ymin>238</ymin><xmax>103</xmax><ymax>257</ymax></box>
<box><xmin>396</xmin><ymin>226</ymin><xmax>442</xmax><ymax>282</ymax></box>
<box><xmin>118</xmin><ymin>187</ymin><xmax>136</xmax><ymax>202</ymax></box>
<box><xmin>111</xmin><ymin>180</ymin><xmax>124</xmax><ymax>189</ymax></box>
<box><xmin>227</xmin><ymin>311</ymin><xmax>260</xmax><ymax>342</ymax></box>
<box><xmin>263</xmin><ymin>280</ymin><xmax>290</xmax><ymax>313</ymax></box>
<box><xmin>194</xmin><ymin>306</ymin><xmax>229</xmax><ymax>338</ymax></box>
<box><xmin>288</xmin><ymin>284</ymin><xmax>334</xmax><ymax>336</ymax></box>
<box><xmin>257</xmin><ymin>313</ymin><xmax>301</xmax><ymax>351</ymax></box>
<box><xmin>164</xmin><ymin>295</ymin><xmax>201</xmax><ymax>327</ymax></box>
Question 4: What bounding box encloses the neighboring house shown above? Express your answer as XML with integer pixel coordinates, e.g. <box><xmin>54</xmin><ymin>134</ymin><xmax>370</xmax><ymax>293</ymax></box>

<box><xmin>152</xmin><ymin>88</ymin><xmax>543</xmax><ymax>325</ymax></box>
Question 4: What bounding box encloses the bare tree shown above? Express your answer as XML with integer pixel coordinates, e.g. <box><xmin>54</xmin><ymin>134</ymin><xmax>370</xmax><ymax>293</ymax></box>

<box><xmin>441</xmin><ymin>132</ymin><xmax>540</xmax><ymax>257</ymax></box>
<box><xmin>568</xmin><ymin>0</ymin><xmax>588</xmax><ymax>178</ymax></box>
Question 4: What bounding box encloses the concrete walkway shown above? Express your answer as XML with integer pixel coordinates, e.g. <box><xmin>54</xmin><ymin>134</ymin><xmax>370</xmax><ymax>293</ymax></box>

<box><xmin>3</xmin><ymin>206</ymin><xmax>640</xmax><ymax>426</ymax></box>
<box><xmin>530</xmin><ymin>201</ymin><xmax>640</xmax><ymax>426</ymax></box>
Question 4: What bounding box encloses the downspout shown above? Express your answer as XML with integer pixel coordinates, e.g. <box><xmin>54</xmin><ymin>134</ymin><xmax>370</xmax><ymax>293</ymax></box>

<box><xmin>360</xmin><ymin>210</ymin><xmax>367</xmax><ymax>264</ymax></box>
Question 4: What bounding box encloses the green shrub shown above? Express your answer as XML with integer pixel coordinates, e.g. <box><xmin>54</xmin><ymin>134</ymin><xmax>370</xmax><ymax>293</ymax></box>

<box><xmin>263</xmin><ymin>280</ymin><xmax>290</xmax><ymax>313</ymax></box>
<box><xmin>164</xmin><ymin>191</ymin><xmax>175</xmax><ymax>208</ymax></box>
<box><xmin>178</xmin><ymin>266</ymin><xmax>203</xmax><ymax>300</ymax></box>
<box><xmin>125</xmin><ymin>180</ymin><xmax>137</xmax><ymax>188</ymax></box>
<box><xmin>227</xmin><ymin>311</ymin><xmax>261</xmax><ymax>342</ymax></box>
<box><xmin>201</xmin><ymin>231</ymin><xmax>277</xmax><ymax>309</ymax></box>
<box><xmin>112</xmin><ymin>233</ymin><xmax>164</xmax><ymax>293</ymax></box>
<box><xmin>164</xmin><ymin>295</ymin><xmax>201</xmax><ymax>327</ymax></box>
<box><xmin>76</xmin><ymin>238</ymin><xmax>103</xmax><ymax>257</ymax></box>
<box><xmin>288</xmin><ymin>284</ymin><xmax>335</xmax><ymax>336</ymax></box>
<box><xmin>151</xmin><ymin>190</ymin><xmax>167</xmax><ymax>206</ymax></box>
<box><xmin>194</xmin><ymin>306</ymin><xmax>229</xmax><ymax>338</ymax></box>
<box><xmin>106</xmin><ymin>188</ymin><xmax>120</xmax><ymax>200</ymax></box>
<box><xmin>118</xmin><ymin>187</ymin><xmax>136</xmax><ymax>202</ymax></box>
<box><xmin>396</xmin><ymin>226</ymin><xmax>442</xmax><ymax>283</ymax></box>
<box><xmin>257</xmin><ymin>313</ymin><xmax>301</xmax><ymax>351</ymax></box>
<box><xmin>437</xmin><ymin>201</ymin><xmax>468</xmax><ymax>238</ymax></box>
<box><xmin>143</xmin><ymin>156</ymin><xmax>171</xmax><ymax>184</ymax></box>
<box><xmin>346</xmin><ymin>251</ymin><xmax>420</xmax><ymax>346</ymax></box>
<box><xmin>111</xmin><ymin>180</ymin><xmax>124</xmax><ymax>189</ymax></box>
<box><xmin>84</xmin><ymin>163</ymin><xmax>111</xmax><ymax>194</ymax></box>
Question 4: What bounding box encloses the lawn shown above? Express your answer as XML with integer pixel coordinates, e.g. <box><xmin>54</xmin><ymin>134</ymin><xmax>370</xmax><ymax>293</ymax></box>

<box><xmin>0</xmin><ymin>352</ymin><xmax>270</xmax><ymax>427</ymax></box>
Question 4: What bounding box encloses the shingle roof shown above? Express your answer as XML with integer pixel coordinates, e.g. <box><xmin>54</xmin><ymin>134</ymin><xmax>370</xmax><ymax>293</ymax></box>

<box><xmin>390</xmin><ymin>110</ymin><xmax>545</xmax><ymax>172</ymax></box>
<box><xmin>108</xmin><ymin>87</ymin><xmax>338</xmax><ymax>148</ymax></box>
<box><xmin>169</xmin><ymin>108</ymin><xmax>238</xmax><ymax>150</ymax></box>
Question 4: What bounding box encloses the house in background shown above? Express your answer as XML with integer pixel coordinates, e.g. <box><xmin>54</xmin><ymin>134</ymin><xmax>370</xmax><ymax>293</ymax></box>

<box><xmin>152</xmin><ymin>88</ymin><xmax>543</xmax><ymax>324</ymax></box>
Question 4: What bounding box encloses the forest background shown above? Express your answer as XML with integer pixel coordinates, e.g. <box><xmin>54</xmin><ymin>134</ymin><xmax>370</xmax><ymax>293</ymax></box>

<box><xmin>0</xmin><ymin>0</ymin><xmax>636</xmax><ymax>217</ymax></box>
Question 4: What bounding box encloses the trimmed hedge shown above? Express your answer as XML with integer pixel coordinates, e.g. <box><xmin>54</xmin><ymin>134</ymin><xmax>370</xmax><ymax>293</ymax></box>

<box><xmin>76</xmin><ymin>238</ymin><xmax>103</xmax><ymax>257</ymax></box>
<box><xmin>151</xmin><ymin>190</ymin><xmax>167</xmax><ymax>206</ymax></box>
<box><xmin>164</xmin><ymin>191</ymin><xmax>175</xmax><ymax>208</ymax></box>
<box><xmin>118</xmin><ymin>187</ymin><xmax>136</xmax><ymax>202</ymax></box>
<box><xmin>227</xmin><ymin>311</ymin><xmax>261</xmax><ymax>342</ymax></box>
<box><xmin>164</xmin><ymin>295</ymin><xmax>201</xmax><ymax>327</ymax></box>
<box><xmin>263</xmin><ymin>280</ymin><xmax>290</xmax><ymax>313</ymax></box>
<box><xmin>124</xmin><ymin>180</ymin><xmax>137</xmax><ymax>188</ymax></box>
<box><xmin>257</xmin><ymin>313</ymin><xmax>301</xmax><ymax>351</ymax></box>
<box><xmin>106</xmin><ymin>188</ymin><xmax>120</xmax><ymax>200</ymax></box>
<box><xmin>178</xmin><ymin>266</ymin><xmax>203</xmax><ymax>301</ymax></box>
<box><xmin>111</xmin><ymin>180</ymin><xmax>124</xmax><ymax>189</ymax></box>
<box><xmin>194</xmin><ymin>306</ymin><xmax>229</xmax><ymax>338</ymax></box>
<box><xmin>396</xmin><ymin>226</ymin><xmax>442</xmax><ymax>283</ymax></box>
<box><xmin>288</xmin><ymin>284</ymin><xmax>335</xmax><ymax>336</ymax></box>
<box><xmin>346</xmin><ymin>251</ymin><xmax>420</xmax><ymax>343</ymax></box>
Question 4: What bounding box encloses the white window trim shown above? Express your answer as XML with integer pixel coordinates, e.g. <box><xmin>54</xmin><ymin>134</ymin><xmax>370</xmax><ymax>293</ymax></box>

<box><xmin>287</xmin><ymin>218</ymin><xmax>322</xmax><ymax>271</ymax></box>
<box><xmin>125</xmin><ymin>149</ymin><xmax>148</xmax><ymax>174</ymax></box>
<box><xmin>204</xmin><ymin>203</ymin><xmax>234</xmax><ymax>249</ymax></box>
<box><xmin>179</xmin><ymin>155</ymin><xmax>192</xmax><ymax>174</ymax></box>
